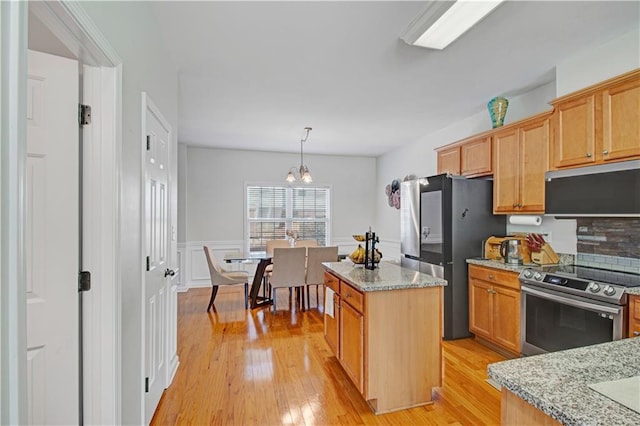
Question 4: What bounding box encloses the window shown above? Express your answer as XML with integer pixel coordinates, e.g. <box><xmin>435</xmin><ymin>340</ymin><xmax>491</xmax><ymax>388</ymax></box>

<box><xmin>246</xmin><ymin>184</ymin><xmax>330</xmax><ymax>253</ymax></box>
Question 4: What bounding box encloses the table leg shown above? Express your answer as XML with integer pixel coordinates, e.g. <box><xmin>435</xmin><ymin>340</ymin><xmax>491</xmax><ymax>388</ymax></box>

<box><xmin>249</xmin><ymin>258</ymin><xmax>273</xmax><ymax>309</ymax></box>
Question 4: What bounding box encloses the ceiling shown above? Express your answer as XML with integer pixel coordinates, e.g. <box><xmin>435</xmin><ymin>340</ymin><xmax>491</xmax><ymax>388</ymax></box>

<box><xmin>151</xmin><ymin>1</ymin><xmax>638</xmax><ymax>156</ymax></box>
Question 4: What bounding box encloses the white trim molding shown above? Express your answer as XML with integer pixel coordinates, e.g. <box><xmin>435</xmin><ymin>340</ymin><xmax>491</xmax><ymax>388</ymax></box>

<box><xmin>1</xmin><ymin>2</ymin><xmax>29</xmax><ymax>423</ymax></box>
<box><xmin>81</xmin><ymin>63</ymin><xmax>122</xmax><ymax>426</ymax></box>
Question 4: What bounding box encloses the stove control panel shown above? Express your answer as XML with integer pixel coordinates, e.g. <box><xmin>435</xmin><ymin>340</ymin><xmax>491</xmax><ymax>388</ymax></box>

<box><xmin>518</xmin><ymin>268</ymin><xmax>628</xmax><ymax>305</ymax></box>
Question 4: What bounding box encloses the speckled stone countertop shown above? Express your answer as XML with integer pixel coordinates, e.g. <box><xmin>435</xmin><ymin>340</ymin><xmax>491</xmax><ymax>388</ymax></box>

<box><xmin>488</xmin><ymin>338</ymin><xmax>640</xmax><ymax>425</ymax></box>
<box><xmin>467</xmin><ymin>258</ymin><xmax>640</xmax><ymax>295</ymax></box>
<box><xmin>465</xmin><ymin>258</ymin><xmax>539</xmax><ymax>273</ymax></box>
<box><xmin>323</xmin><ymin>261</ymin><xmax>447</xmax><ymax>292</ymax></box>
<box><xmin>626</xmin><ymin>287</ymin><xmax>640</xmax><ymax>296</ymax></box>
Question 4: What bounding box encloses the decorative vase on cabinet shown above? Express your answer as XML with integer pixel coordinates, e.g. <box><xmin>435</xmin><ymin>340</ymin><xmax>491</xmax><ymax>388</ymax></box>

<box><xmin>488</xmin><ymin>96</ymin><xmax>509</xmax><ymax>128</ymax></box>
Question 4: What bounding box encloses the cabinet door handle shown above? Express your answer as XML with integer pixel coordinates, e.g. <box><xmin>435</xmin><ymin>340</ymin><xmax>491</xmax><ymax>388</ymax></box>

<box><xmin>634</xmin><ymin>331</ymin><xmax>640</xmax><ymax>336</ymax></box>
<box><xmin>486</xmin><ymin>288</ymin><xmax>491</xmax><ymax>293</ymax></box>
<box><xmin>512</xmin><ymin>203</ymin><xmax>517</xmax><ymax>208</ymax></box>
<box><xmin>603</xmin><ymin>150</ymin><xmax>609</xmax><ymax>155</ymax></box>
<box><xmin>586</xmin><ymin>152</ymin><xmax>592</xmax><ymax>158</ymax></box>
<box><xmin>488</xmin><ymin>274</ymin><xmax>495</xmax><ymax>280</ymax></box>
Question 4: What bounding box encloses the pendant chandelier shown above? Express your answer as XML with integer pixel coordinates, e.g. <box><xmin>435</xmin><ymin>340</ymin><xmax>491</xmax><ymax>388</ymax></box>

<box><xmin>286</xmin><ymin>127</ymin><xmax>313</xmax><ymax>183</ymax></box>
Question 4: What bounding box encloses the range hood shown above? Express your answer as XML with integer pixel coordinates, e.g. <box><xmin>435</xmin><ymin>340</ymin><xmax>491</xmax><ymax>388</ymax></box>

<box><xmin>545</xmin><ymin>160</ymin><xmax>639</xmax><ymax>217</ymax></box>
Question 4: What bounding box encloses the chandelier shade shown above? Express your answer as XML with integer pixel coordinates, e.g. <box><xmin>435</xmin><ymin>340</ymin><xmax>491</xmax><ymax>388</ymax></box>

<box><xmin>286</xmin><ymin>127</ymin><xmax>313</xmax><ymax>183</ymax></box>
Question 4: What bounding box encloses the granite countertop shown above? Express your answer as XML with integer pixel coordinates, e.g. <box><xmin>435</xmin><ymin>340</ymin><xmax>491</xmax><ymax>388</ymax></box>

<box><xmin>466</xmin><ymin>258</ymin><xmax>538</xmax><ymax>273</ymax></box>
<box><xmin>488</xmin><ymin>338</ymin><xmax>640</xmax><ymax>425</ymax></box>
<box><xmin>466</xmin><ymin>258</ymin><xmax>640</xmax><ymax>295</ymax></box>
<box><xmin>323</xmin><ymin>261</ymin><xmax>447</xmax><ymax>292</ymax></box>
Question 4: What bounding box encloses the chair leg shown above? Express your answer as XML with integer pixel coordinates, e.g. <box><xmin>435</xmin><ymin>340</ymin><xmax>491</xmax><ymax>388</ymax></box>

<box><xmin>272</xmin><ymin>288</ymin><xmax>277</xmax><ymax>314</ymax></box>
<box><xmin>207</xmin><ymin>285</ymin><xmax>220</xmax><ymax>312</ymax></box>
<box><xmin>244</xmin><ymin>282</ymin><xmax>248</xmax><ymax>309</ymax></box>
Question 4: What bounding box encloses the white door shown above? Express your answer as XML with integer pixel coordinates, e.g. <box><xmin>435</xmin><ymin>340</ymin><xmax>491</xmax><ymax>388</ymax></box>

<box><xmin>26</xmin><ymin>50</ymin><xmax>79</xmax><ymax>424</ymax></box>
<box><xmin>143</xmin><ymin>94</ymin><xmax>171</xmax><ymax>424</ymax></box>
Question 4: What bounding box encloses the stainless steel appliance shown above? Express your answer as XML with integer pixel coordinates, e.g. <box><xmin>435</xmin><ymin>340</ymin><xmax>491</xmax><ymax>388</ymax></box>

<box><xmin>519</xmin><ymin>265</ymin><xmax>640</xmax><ymax>356</ymax></box>
<box><xmin>545</xmin><ymin>160</ymin><xmax>640</xmax><ymax>217</ymax></box>
<box><xmin>500</xmin><ymin>239</ymin><xmax>524</xmax><ymax>265</ymax></box>
<box><xmin>400</xmin><ymin>174</ymin><xmax>506</xmax><ymax>340</ymax></box>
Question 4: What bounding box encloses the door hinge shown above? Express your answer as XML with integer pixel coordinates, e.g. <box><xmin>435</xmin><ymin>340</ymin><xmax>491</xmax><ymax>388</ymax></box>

<box><xmin>146</xmin><ymin>135</ymin><xmax>151</xmax><ymax>151</ymax></box>
<box><xmin>79</xmin><ymin>104</ymin><xmax>92</xmax><ymax>126</ymax></box>
<box><xmin>146</xmin><ymin>256</ymin><xmax>150</xmax><ymax>271</ymax></box>
<box><xmin>78</xmin><ymin>271</ymin><xmax>91</xmax><ymax>292</ymax></box>
<box><xmin>145</xmin><ymin>377</ymin><xmax>149</xmax><ymax>393</ymax></box>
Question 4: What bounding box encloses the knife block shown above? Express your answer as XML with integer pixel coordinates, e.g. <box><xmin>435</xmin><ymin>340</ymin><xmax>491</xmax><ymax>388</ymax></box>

<box><xmin>531</xmin><ymin>244</ymin><xmax>559</xmax><ymax>265</ymax></box>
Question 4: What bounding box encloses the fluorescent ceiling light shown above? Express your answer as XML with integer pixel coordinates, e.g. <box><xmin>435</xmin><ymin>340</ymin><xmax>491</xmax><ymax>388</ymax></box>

<box><xmin>401</xmin><ymin>0</ymin><xmax>505</xmax><ymax>50</ymax></box>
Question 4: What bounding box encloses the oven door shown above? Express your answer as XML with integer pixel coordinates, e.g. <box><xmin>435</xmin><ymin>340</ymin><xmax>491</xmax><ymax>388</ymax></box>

<box><xmin>521</xmin><ymin>284</ymin><xmax>625</xmax><ymax>356</ymax></box>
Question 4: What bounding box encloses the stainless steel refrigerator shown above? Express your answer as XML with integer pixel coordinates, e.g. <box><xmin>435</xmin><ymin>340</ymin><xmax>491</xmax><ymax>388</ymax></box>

<box><xmin>400</xmin><ymin>174</ymin><xmax>505</xmax><ymax>340</ymax></box>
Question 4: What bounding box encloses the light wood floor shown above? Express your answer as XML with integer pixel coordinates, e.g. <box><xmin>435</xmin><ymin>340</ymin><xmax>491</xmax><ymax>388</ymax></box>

<box><xmin>151</xmin><ymin>285</ymin><xmax>506</xmax><ymax>425</ymax></box>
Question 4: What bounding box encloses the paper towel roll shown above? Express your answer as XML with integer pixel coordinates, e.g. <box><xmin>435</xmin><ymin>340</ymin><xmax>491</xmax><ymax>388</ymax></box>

<box><xmin>509</xmin><ymin>215</ymin><xmax>542</xmax><ymax>226</ymax></box>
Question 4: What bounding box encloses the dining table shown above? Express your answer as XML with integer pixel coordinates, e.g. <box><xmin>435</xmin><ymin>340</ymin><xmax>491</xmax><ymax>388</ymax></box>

<box><xmin>223</xmin><ymin>252</ymin><xmax>273</xmax><ymax>309</ymax></box>
<box><xmin>224</xmin><ymin>250</ymin><xmax>348</xmax><ymax>309</ymax></box>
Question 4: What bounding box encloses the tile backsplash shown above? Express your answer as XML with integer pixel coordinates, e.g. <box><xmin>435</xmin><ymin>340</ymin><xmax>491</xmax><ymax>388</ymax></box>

<box><xmin>576</xmin><ymin>218</ymin><xmax>640</xmax><ymax>273</ymax></box>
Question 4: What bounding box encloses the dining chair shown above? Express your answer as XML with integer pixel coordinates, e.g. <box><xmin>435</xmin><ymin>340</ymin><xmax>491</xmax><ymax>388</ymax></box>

<box><xmin>305</xmin><ymin>246</ymin><xmax>338</xmax><ymax>309</ymax></box>
<box><xmin>266</xmin><ymin>239</ymin><xmax>291</xmax><ymax>255</ymax></box>
<box><xmin>263</xmin><ymin>239</ymin><xmax>292</xmax><ymax>294</ymax></box>
<box><xmin>269</xmin><ymin>247</ymin><xmax>306</xmax><ymax>313</ymax></box>
<box><xmin>294</xmin><ymin>239</ymin><xmax>318</xmax><ymax>248</ymax></box>
<box><xmin>203</xmin><ymin>246</ymin><xmax>249</xmax><ymax>312</ymax></box>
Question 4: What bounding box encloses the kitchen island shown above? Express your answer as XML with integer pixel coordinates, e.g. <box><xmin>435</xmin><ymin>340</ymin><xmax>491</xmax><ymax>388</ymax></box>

<box><xmin>488</xmin><ymin>338</ymin><xmax>640</xmax><ymax>425</ymax></box>
<box><xmin>322</xmin><ymin>261</ymin><xmax>446</xmax><ymax>414</ymax></box>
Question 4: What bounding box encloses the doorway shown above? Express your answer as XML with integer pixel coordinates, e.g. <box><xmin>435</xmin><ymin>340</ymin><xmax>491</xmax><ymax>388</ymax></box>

<box><xmin>1</xmin><ymin>2</ymin><xmax>122</xmax><ymax>424</ymax></box>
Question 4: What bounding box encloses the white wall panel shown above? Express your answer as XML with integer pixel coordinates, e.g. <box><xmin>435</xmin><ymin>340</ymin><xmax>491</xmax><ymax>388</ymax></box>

<box><xmin>556</xmin><ymin>29</ymin><xmax>640</xmax><ymax>97</ymax></box>
<box><xmin>184</xmin><ymin>147</ymin><xmax>377</xmax><ymax>244</ymax></box>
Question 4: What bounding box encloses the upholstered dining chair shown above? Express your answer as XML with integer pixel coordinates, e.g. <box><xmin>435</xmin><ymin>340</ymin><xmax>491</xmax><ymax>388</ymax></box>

<box><xmin>269</xmin><ymin>247</ymin><xmax>306</xmax><ymax>313</ymax></box>
<box><xmin>266</xmin><ymin>239</ymin><xmax>291</xmax><ymax>255</ymax></box>
<box><xmin>305</xmin><ymin>246</ymin><xmax>338</xmax><ymax>309</ymax></box>
<box><xmin>263</xmin><ymin>239</ymin><xmax>292</xmax><ymax>293</ymax></box>
<box><xmin>203</xmin><ymin>246</ymin><xmax>249</xmax><ymax>312</ymax></box>
<box><xmin>294</xmin><ymin>239</ymin><xmax>318</xmax><ymax>248</ymax></box>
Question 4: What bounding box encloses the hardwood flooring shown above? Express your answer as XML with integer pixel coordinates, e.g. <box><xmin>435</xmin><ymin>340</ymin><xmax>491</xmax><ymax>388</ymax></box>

<box><xmin>151</xmin><ymin>286</ymin><xmax>506</xmax><ymax>425</ymax></box>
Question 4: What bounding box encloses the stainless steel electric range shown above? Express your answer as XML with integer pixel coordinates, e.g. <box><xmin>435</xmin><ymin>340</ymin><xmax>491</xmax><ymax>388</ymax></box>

<box><xmin>519</xmin><ymin>264</ymin><xmax>640</xmax><ymax>356</ymax></box>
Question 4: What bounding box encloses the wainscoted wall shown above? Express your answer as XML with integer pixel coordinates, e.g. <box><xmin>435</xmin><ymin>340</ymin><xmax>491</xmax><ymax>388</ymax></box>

<box><xmin>176</xmin><ymin>237</ymin><xmax>401</xmax><ymax>290</ymax></box>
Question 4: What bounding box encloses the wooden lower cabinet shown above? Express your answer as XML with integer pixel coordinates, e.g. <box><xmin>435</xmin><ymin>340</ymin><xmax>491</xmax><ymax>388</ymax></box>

<box><xmin>323</xmin><ymin>271</ymin><xmax>442</xmax><ymax>414</ymax></box>
<box><xmin>468</xmin><ymin>265</ymin><xmax>521</xmax><ymax>355</ymax></box>
<box><xmin>629</xmin><ymin>295</ymin><xmax>640</xmax><ymax>338</ymax></box>
<box><xmin>502</xmin><ymin>388</ymin><xmax>561</xmax><ymax>426</ymax></box>
<box><xmin>340</xmin><ymin>300</ymin><xmax>364</xmax><ymax>391</ymax></box>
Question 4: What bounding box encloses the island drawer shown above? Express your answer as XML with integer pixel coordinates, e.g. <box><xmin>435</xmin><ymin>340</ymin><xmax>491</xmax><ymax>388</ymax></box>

<box><xmin>340</xmin><ymin>282</ymin><xmax>364</xmax><ymax>313</ymax></box>
<box><xmin>468</xmin><ymin>264</ymin><xmax>519</xmax><ymax>290</ymax></box>
<box><xmin>324</xmin><ymin>272</ymin><xmax>339</xmax><ymax>293</ymax></box>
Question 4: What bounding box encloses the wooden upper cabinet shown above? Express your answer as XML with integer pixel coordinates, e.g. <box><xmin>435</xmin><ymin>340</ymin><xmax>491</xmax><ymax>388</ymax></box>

<box><xmin>602</xmin><ymin>76</ymin><xmax>640</xmax><ymax>162</ymax></box>
<box><xmin>461</xmin><ymin>136</ymin><xmax>492</xmax><ymax>177</ymax></box>
<box><xmin>552</xmin><ymin>95</ymin><xmax>596</xmax><ymax>168</ymax></box>
<box><xmin>493</xmin><ymin>113</ymin><xmax>549</xmax><ymax>214</ymax></box>
<box><xmin>493</xmin><ymin>128</ymin><xmax>520</xmax><ymax>213</ymax></box>
<box><xmin>436</xmin><ymin>145</ymin><xmax>461</xmax><ymax>175</ymax></box>
<box><xmin>518</xmin><ymin>118</ymin><xmax>548</xmax><ymax>213</ymax></box>
<box><xmin>436</xmin><ymin>135</ymin><xmax>492</xmax><ymax>178</ymax></box>
<box><xmin>551</xmin><ymin>68</ymin><xmax>640</xmax><ymax>170</ymax></box>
